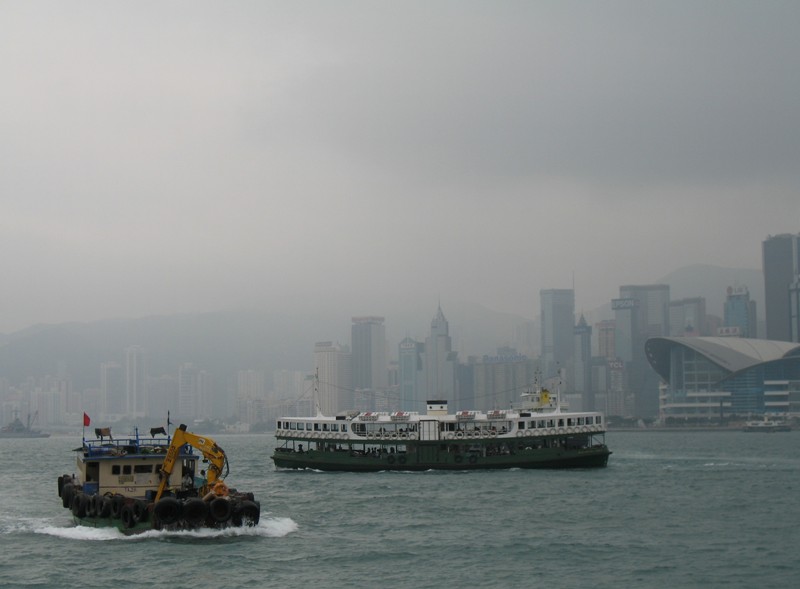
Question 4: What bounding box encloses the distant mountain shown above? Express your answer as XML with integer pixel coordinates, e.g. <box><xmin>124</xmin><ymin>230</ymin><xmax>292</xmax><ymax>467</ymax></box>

<box><xmin>0</xmin><ymin>265</ymin><xmax>764</xmax><ymax>392</ymax></box>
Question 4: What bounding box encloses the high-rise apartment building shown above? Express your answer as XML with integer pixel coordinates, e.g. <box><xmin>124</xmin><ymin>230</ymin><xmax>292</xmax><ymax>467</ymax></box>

<box><xmin>100</xmin><ymin>361</ymin><xmax>123</xmax><ymax>416</ymax></box>
<box><xmin>540</xmin><ymin>289</ymin><xmax>575</xmax><ymax>384</ymax></box>
<box><xmin>351</xmin><ymin>317</ymin><xmax>387</xmax><ymax>392</ymax></box>
<box><xmin>177</xmin><ymin>363</ymin><xmax>213</xmax><ymax>420</ymax></box>
<box><xmin>763</xmin><ymin>233</ymin><xmax>800</xmax><ymax>342</ymax></box>
<box><xmin>125</xmin><ymin>345</ymin><xmax>147</xmax><ymax>417</ymax></box>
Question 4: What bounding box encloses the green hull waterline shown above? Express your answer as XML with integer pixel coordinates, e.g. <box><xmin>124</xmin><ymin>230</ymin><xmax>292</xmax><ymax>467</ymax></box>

<box><xmin>272</xmin><ymin>442</ymin><xmax>611</xmax><ymax>472</ymax></box>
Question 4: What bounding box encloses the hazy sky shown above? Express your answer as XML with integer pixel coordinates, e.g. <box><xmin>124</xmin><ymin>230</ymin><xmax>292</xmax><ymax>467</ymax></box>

<box><xmin>2</xmin><ymin>1</ymin><xmax>798</xmax><ymax>333</ymax></box>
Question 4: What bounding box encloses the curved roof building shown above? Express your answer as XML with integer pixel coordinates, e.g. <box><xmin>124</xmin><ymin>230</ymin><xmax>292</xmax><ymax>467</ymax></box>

<box><xmin>645</xmin><ymin>337</ymin><xmax>800</xmax><ymax>419</ymax></box>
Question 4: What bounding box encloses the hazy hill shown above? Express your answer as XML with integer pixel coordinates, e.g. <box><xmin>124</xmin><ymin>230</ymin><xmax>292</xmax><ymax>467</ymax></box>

<box><xmin>0</xmin><ymin>264</ymin><xmax>764</xmax><ymax>391</ymax></box>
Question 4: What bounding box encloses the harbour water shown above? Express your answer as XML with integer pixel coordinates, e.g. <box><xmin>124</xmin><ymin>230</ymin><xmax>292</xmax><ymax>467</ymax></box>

<box><xmin>1</xmin><ymin>430</ymin><xmax>798</xmax><ymax>588</ymax></box>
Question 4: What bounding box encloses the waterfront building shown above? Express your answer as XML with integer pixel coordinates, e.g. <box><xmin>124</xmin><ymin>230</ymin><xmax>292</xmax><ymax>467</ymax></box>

<box><xmin>540</xmin><ymin>289</ymin><xmax>575</xmax><ymax>384</ymax></box>
<box><xmin>645</xmin><ymin>336</ymin><xmax>800</xmax><ymax>420</ymax></box>
<box><xmin>763</xmin><ymin>233</ymin><xmax>800</xmax><ymax>342</ymax></box>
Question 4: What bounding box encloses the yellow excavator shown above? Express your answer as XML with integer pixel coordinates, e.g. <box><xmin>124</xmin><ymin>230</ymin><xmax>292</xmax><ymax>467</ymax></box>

<box><xmin>153</xmin><ymin>423</ymin><xmax>229</xmax><ymax>502</ymax></box>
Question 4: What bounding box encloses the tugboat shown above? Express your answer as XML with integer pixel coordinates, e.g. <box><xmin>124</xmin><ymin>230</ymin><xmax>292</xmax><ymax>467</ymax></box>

<box><xmin>57</xmin><ymin>423</ymin><xmax>260</xmax><ymax>533</ymax></box>
<box><xmin>272</xmin><ymin>381</ymin><xmax>611</xmax><ymax>471</ymax></box>
<box><xmin>0</xmin><ymin>411</ymin><xmax>50</xmax><ymax>438</ymax></box>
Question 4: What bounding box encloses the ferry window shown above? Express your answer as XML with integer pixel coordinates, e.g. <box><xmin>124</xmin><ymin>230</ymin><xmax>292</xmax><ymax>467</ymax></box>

<box><xmin>331</xmin><ymin>424</ymin><xmax>339</xmax><ymax>432</ymax></box>
<box><xmin>314</xmin><ymin>423</ymin><xmax>320</xmax><ymax>431</ymax></box>
<box><xmin>577</xmin><ymin>417</ymin><xmax>584</xmax><ymax>425</ymax></box>
<box><xmin>306</xmin><ymin>423</ymin><xmax>312</xmax><ymax>431</ymax></box>
<box><xmin>596</xmin><ymin>416</ymin><xmax>602</xmax><ymax>424</ymax></box>
<box><xmin>342</xmin><ymin>424</ymin><xmax>348</xmax><ymax>432</ymax></box>
<box><xmin>134</xmin><ymin>465</ymin><xmax>151</xmax><ymax>474</ymax></box>
<box><xmin>558</xmin><ymin>419</ymin><xmax>564</xmax><ymax>427</ymax></box>
<box><xmin>112</xmin><ymin>465</ymin><xmax>121</xmax><ymax>475</ymax></box>
<box><xmin>538</xmin><ymin>420</ymin><xmax>546</xmax><ymax>428</ymax></box>
<box><xmin>567</xmin><ymin>419</ymin><xmax>573</xmax><ymax>426</ymax></box>
<box><xmin>323</xmin><ymin>423</ymin><xmax>329</xmax><ymax>431</ymax></box>
<box><xmin>123</xmin><ymin>465</ymin><xmax>132</xmax><ymax>475</ymax></box>
<box><xmin>518</xmin><ymin>421</ymin><xmax>525</xmax><ymax>430</ymax></box>
<box><xmin>289</xmin><ymin>423</ymin><xmax>296</xmax><ymax>430</ymax></box>
<box><xmin>547</xmin><ymin>420</ymin><xmax>555</xmax><ymax>427</ymax></box>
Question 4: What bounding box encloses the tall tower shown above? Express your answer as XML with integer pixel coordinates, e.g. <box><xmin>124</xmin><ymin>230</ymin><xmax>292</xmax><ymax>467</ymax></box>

<box><xmin>540</xmin><ymin>289</ymin><xmax>575</xmax><ymax>383</ymax></box>
<box><xmin>125</xmin><ymin>345</ymin><xmax>147</xmax><ymax>417</ymax></box>
<box><xmin>763</xmin><ymin>233</ymin><xmax>800</xmax><ymax>341</ymax></box>
<box><xmin>573</xmin><ymin>314</ymin><xmax>593</xmax><ymax>410</ymax></box>
<box><xmin>351</xmin><ymin>317</ymin><xmax>387</xmax><ymax>391</ymax></box>
<box><xmin>425</xmin><ymin>305</ymin><xmax>457</xmax><ymax>403</ymax></box>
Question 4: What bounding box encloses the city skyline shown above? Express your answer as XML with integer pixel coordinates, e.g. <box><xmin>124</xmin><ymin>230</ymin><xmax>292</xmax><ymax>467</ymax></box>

<box><xmin>0</xmin><ymin>252</ymin><xmax>790</xmax><ymax>429</ymax></box>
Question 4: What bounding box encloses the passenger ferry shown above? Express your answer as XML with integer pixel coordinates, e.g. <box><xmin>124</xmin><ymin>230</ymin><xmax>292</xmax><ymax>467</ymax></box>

<box><xmin>272</xmin><ymin>386</ymin><xmax>611</xmax><ymax>471</ymax></box>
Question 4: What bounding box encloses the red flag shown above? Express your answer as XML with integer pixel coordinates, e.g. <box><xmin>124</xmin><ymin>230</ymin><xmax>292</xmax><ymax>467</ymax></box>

<box><xmin>83</xmin><ymin>412</ymin><xmax>91</xmax><ymax>427</ymax></box>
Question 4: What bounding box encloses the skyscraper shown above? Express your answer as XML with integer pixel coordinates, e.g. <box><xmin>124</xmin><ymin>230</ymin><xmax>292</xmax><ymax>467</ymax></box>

<box><xmin>351</xmin><ymin>317</ymin><xmax>387</xmax><ymax>391</ymax></box>
<box><xmin>573</xmin><ymin>314</ymin><xmax>593</xmax><ymax>410</ymax></box>
<box><xmin>763</xmin><ymin>233</ymin><xmax>800</xmax><ymax>342</ymax></box>
<box><xmin>669</xmin><ymin>297</ymin><xmax>707</xmax><ymax>336</ymax></box>
<box><xmin>540</xmin><ymin>289</ymin><xmax>575</xmax><ymax>383</ymax></box>
<box><xmin>723</xmin><ymin>285</ymin><xmax>757</xmax><ymax>338</ymax></box>
<box><xmin>398</xmin><ymin>337</ymin><xmax>425</xmax><ymax>410</ymax></box>
<box><xmin>425</xmin><ymin>305</ymin><xmax>458</xmax><ymax>403</ymax></box>
<box><xmin>614</xmin><ymin>284</ymin><xmax>669</xmax><ymax>418</ymax></box>
<box><xmin>314</xmin><ymin>341</ymin><xmax>352</xmax><ymax>415</ymax></box>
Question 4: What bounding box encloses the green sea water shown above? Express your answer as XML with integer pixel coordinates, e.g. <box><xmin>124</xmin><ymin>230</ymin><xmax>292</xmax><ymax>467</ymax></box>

<box><xmin>1</xmin><ymin>430</ymin><xmax>798</xmax><ymax>588</ymax></box>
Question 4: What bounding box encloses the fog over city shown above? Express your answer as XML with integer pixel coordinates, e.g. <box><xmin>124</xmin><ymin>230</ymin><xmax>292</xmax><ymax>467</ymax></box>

<box><xmin>2</xmin><ymin>2</ymin><xmax>799</xmax><ymax>335</ymax></box>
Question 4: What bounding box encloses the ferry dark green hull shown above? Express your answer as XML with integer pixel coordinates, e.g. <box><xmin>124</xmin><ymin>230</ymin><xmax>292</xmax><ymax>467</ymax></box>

<box><xmin>272</xmin><ymin>438</ymin><xmax>611</xmax><ymax>471</ymax></box>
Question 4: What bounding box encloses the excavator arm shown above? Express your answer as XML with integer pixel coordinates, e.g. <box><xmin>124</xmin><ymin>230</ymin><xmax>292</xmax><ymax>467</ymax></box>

<box><xmin>154</xmin><ymin>424</ymin><xmax>228</xmax><ymax>502</ymax></box>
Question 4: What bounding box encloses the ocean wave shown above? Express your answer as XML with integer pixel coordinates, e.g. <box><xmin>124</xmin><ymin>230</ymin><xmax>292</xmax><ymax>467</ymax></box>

<box><xmin>27</xmin><ymin>516</ymin><xmax>298</xmax><ymax>541</ymax></box>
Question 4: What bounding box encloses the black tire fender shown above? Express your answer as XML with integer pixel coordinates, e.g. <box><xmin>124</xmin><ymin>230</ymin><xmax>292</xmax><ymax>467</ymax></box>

<box><xmin>154</xmin><ymin>497</ymin><xmax>182</xmax><ymax>525</ymax></box>
<box><xmin>120</xmin><ymin>504</ymin><xmax>137</xmax><ymax>529</ymax></box>
<box><xmin>182</xmin><ymin>498</ymin><xmax>208</xmax><ymax>524</ymax></box>
<box><xmin>209</xmin><ymin>497</ymin><xmax>232</xmax><ymax>523</ymax></box>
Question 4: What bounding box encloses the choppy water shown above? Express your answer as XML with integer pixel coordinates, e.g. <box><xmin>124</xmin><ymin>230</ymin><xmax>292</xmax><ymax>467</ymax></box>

<box><xmin>1</xmin><ymin>431</ymin><xmax>798</xmax><ymax>588</ymax></box>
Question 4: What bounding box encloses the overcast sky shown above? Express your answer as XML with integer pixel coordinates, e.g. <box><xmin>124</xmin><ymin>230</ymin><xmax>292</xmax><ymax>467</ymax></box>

<box><xmin>1</xmin><ymin>1</ymin><xmax>798</xmax><ymax>333</ymax></box>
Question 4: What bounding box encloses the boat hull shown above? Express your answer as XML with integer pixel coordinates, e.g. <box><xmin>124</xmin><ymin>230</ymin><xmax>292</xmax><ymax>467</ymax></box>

<box><xmin>272</xmin><ymin>441</ymin><xmax>611</xmax><ymax>471</ymax></box>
